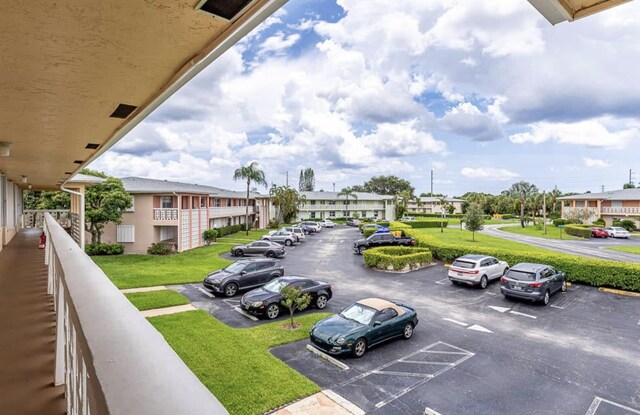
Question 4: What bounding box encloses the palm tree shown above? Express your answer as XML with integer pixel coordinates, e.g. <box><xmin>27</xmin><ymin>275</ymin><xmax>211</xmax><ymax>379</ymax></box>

<box><xmin>338</xmin><ymin>187</ymin><xmax>358</xmax><ymax>218</ymax></box>
<box><xmin>233</xmin><ymin>162</ymin><xmax>267</xmax><ymax>235</ymax></box>
<box><xmin>395</xmin><ymin>190</ymin><xmax>413</xmax><ymax>218</ymax></box>
<box><xmin>437</xmin><ymin>195</ymin><xmax>452</xmax><ymax>233</ymax></box>
<box><xmin>506</xmin><ymin>181</ymin><xmax>539</xmax><ymax>228</ymax></box>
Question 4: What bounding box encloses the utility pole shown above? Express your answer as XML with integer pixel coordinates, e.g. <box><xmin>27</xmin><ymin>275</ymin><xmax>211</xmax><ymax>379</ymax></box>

<box><xmin>286</xmin><ymin>171</ymin><xmax>288</xmax><ymax>188</ymax></box>
<box><xmin>332</xmin><ymin>183</ymin><xmax>335</xmax><ymax>192</ymax></box>
<box><xmin>601</xmin><ymin>185</ymin><xmax>605</xmax><ymax>193</ymax></box>
<box><xmin>630</xmin><ymin>169</ymin><xmax>635</xmax><ymax>185</ymax></box>
<box><xmin>430</xmin><ymin>169</ymin><xmax>434</xmax><ymax>196</ymax></box>
<box><xmin>543</xmin><ymin>190</ymin><xmax>547</xmax><ymax>235</ymax></box>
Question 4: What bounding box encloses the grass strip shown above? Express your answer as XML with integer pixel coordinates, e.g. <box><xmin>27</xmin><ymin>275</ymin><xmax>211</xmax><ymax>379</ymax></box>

<box><xmin>124</xmin><ymin>290</ymin><xmax>190</xmax><ymax>311</ymax></box>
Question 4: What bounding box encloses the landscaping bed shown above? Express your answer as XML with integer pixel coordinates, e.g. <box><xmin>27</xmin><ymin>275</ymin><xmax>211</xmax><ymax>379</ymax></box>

<box><xmin>499</xmin><ymin>224</ymin><xmax>581</xmax><ymax>240</ymax></box>
<box><xmin>149</xmin><ymin>310</ymin><xmax>331</xmax><ymax>415</ymax></box>
<box><xmin>124</xmin><ymin>290</ymin><xmax>190</xmax><ymax>311</ymax></box>
<box><xmin>364</xmin><ymin>246</ymin><xmax>433</xmax><ymax>272</ymax></box>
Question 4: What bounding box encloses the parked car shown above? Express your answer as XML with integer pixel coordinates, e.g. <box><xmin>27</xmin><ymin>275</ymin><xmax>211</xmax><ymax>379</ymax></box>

<box><xmin>295</xmin><ymin>224</ymin><xmax>317</xmax><ymax>234</ymax></box>
<box><xmin>320</xmin><ymin>219</ymin><xmax>335</xmax><ymax>228</ymax></box>
<box><xmin>399</xmin><ymin>216</ymin><xmax>415</xmax><ymax>222</ymax></box>
<box><xmin>500</xmin><ymin>263</ymin><xmax>567</xmax><ymax>305</ymax></box>
<box><xmin>346</xmin><ymin>218</ymin><xmax>361</xmax><ymax>226</ymax></box>
<box><xmin>309</xmin><ymin>298</ymin><xmax>418</xmax><ymax>357</ymax></box>
<box><xmin>591</xmin><ymin>227</ymin><xmax>609</xmax><ymax>238</ymax></box>
<box><xmin>279</xmin><ymin>226</ymin><xmax>305</xmax><ymax>242</ymax></box>
<box><xmin>448</xmin><ymin>254</ymin><xmax>509</xmax><ymax>289</ymax></box>
<box><xmin>360</xmin><ymin>223</ymin><xmax>382</xmax><ymax>234</ymax></box>
<box><xmin>261</xmin><ymin>231</ymin><xmax>297</xmax><ymax>246</ymax></box>
<box><xmin>299</xmin><ymin>221</ymin><xmax>322</xmax><ymax>233</ymax></box>
<box><xmin>230</xmin><ymin>240</ymin><xmax>286</xmax><ymax>258</ymax></box>
<box><xmin>240</xmin><ymin>276</ymin><xmax>332</xmax><ymax>319</ymax></box>
<box><xmin>353</xmin><ymin>232</ymin><xmax>416</xmax><ymax>254</ymax></box>
<box><xmin>203</xmin><ymin>259</ymin><xmax>284</xmax><ymax>297</ymax></box>
<box><xmin>605</xmin><ymin>226</ymin><xmax>630</xmax><ymax>239</ymax></box>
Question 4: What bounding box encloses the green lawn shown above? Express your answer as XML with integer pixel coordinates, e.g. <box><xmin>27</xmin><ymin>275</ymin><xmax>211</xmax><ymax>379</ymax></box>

<box><xmin>413</xmin><ymin>218</ymin><xmax>519</xmax><ymax>226</ymax></box>
<box><xmin>606</xmin><ymin>246</ymin><xmax>640</xmax><ymax>255</ymax></box>
<box><xmin>124</xmin><ymin>290</ymin><xmax>190</xmax><ymax>311</ymax></box>
<box><xmin>499</xmin><ymin>225</ymin><xmax>582</xmax><ymax>240</ymax></box>
<box><xmin>149</xmin><ymin>310</ymin><xmax>331</xmax><ymax>415</ymax></box>
<box><xmin>94</xmin><ymin>230</ymin><xmax>269</xmax><ymax>289</ymax></box>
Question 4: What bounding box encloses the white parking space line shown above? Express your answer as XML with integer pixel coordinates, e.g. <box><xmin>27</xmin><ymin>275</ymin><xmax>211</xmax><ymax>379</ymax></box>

<box><xmin>197</xmin><ymin>287</ymin><xmax>214</xmax><ymax>298</ymax></box>
<box><xmin>488</xmin><ymin>306</ymin><xmax>510</xmax><ymax>313</ymax></box>
<box><xmin>485</xmin><ymin>292</ymin><xmax>497</xmax><ymax>296</ymax></box>
<box><xmin>425</xmin><ymin>408</ymin><xmax>443</xmax><ymax>415</ymax></box>
<box><xmin>467</xmin><ymin>324</ymin><xmax>493</xmax><ymax>334</ymax></box>
<box><xmin>435</xmin><ymin>278</ymin><xmax>449</xmax><ymax>285</ymax></box>
<box><xmin>233</xmin><ymin>306</ymin><xmax>258</xmax><ymax>321</ymax></box>
<box><xmin>585</xmin><ymin>397</ymin><xmax>640</xmax><ymax>415</ymax></box>
<box><xmin>509</xmin><ymin>310</ymin><xmax>537</xmax><ymax>319</ymax></box>
<box><xmin>442</xmin><ymin>318</ymin><xmax>468</xmax><ymax>327</ymax></box>
<box><xmin>223</xmin><ymin>299</ymin><xmax>240</xmax><ymax>307</ymax></box>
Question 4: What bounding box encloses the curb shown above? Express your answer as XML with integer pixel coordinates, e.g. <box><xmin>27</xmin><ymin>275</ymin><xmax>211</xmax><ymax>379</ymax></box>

<box><xmin>598</xmin><ymin>287</ymin><xmax>640</xmax><ymax>297</ymax></box>
<box><xmin>306</xmin><ymin>344</ymin><xmax>349</xmax><ymax>370</ymax></box>
<box><xmin>323</xmin><ymin>390</ymin><xmax>365</xmax><ymax>415</ymax></box>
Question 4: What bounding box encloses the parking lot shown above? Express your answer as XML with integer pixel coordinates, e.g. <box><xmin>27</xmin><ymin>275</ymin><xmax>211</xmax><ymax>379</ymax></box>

<box><xmin>170</xmin><ymin>226</ymin><xmax>640</xmax><ymax>414</ymax></box>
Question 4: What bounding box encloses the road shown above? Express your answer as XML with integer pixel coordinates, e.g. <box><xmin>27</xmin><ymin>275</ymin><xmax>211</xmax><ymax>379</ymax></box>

<box><xmin>481</xmin><ymin>224</ymin><xmax>640</xmax><ymax>263</ymax></box>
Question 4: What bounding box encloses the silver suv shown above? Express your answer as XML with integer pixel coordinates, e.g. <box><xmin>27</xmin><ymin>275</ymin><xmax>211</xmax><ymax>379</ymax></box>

<box><xmin>261</xmin><ymin>231</ymin><xmax>297</xmax><ymax>246</ymax></box>
<box><xmin>448</xmin><ymin>254</ymin><xmax>509</xmax><ymax>289</ymax></box>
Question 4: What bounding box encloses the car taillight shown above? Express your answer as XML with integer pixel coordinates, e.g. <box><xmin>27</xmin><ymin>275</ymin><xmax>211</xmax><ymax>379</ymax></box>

<box><xmin>500</xmin><ymin>277</ymin><xmax>507</xmax><ymax>283</ymax></box>
<box><xmin>469</xmin><ymin>270</ymin><xmax>479</xmax><ymax>274</ymax></box>
<box><xmin>530</xmin><ymin>282</ymin><xmax>542</xmax><ymax>288</ymax></box>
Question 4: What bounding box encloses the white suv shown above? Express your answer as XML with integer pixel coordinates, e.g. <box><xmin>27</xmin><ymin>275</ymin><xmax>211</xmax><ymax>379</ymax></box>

<box><xmin>448</xmin><ymin>254</ymin><xmax>509</xmax><ymax>289</ymax></box>
<box><xmin>605</xmin><ymin>226</ymin><xmax>630</xmax><ymax>238</ymax></box>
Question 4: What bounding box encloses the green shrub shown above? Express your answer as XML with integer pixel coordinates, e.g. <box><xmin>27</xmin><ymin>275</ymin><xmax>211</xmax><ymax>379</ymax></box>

<box><xmin>147</xmin><ymin>242</ymin><xmax>175</xmax><ymax>255</ymax></box>
<box><xmin>267</xmin><ymin>220</ymin><xmax>280</xmax><ymax>229</ymax></box>
<box><xmin>619</xmin><ymin>220</ymin><xmax>638</xmax><ymax>232</ymax></box>
<box><xmin>413</xmin><ymin>213</ymin><xmax>466</xmax><ymax>219</ymax></box>
<box><xmin>408</xmin><ymin>221</ymin><xmax>448</xmax><ymax>229</ymax></box>
<box><xmin>363</xmin><ymin>228</ymin><xmax>377</xmax><ymax>238</ymax></box>
<box><xmin>389</xmin><ymin>221</ymin><xmax>411</xmax><ymax>228</ymax></box>
<box><xmin>553</xmin><ymin>218</ymin><xmax>581</xmax><ymax>227</ymax></box>
<box><xmin>363</xmin><ymin>246</ymin><xmax>433</xmax><ymax>271</ymax></box>
<box><xmin>592</xmin><ymin>218</ymin><xmax>606</xmax><ymax>227</ymax></box>
<box><xmin>405</xmin><ymin>230</ymin><xmax>640</xmax><ymax>291</ymax></box>
<box><xmin>564</xmin><ymin>224</ymin><xmax>591</xmax><ymax>238</ymax></box>
<box><xmin>85</xmin><ymin>243</ymin><xmax>124</xmax><ymax>256</ymax></box>
<box><xmin>203</xmin><ymin>229</ymin><xmax>218</xmax><ymax>244</ymax></box>
<box><xmin>213</xmin><ymin>224</ymin><xmax>251</xmax><ymax>237</ymax></box>
<box><xmin>502</xmin><ymin>214</ymin><xmax>515</xmax><ymax>220</ymax></box>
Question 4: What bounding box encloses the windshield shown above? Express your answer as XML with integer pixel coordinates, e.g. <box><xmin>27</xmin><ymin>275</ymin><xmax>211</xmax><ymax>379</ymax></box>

<box><xmin>452</xmin><ymin>260</ymin><xmax>476</xmax><ymax>269</ymax></box>
<box><xmin>263</xmin><ymin>278</ymin><xmax>287</xmax><ymax>293</ymax></box>
<box><xmin>506</xmin><ymin>270</ymin><xmax>537</xmax><ymax>281</ymax></box>
<box><xmin>224</xmin><ymin>262</ymin><xmax>247</xmax><ymax>273</ymax></box>
<box><xmin>340</xmin><ymin>303</ymin><xmax>377</xmax><ymax>325</ymax></box>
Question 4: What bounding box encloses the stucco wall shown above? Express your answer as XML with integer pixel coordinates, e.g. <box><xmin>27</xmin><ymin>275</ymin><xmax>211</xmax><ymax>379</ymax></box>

<box><xmin>102</xmin><ymin>194</ymin><xmax>160</xmax><ymax>254</ymax></box>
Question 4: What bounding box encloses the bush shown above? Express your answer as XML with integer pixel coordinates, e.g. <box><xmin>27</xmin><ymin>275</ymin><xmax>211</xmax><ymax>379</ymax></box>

<box><xmin>147</xmin><ymin>242</ymin><xmax>175</xmax><ymax>255</ymax></box>
<box><xmin>203</xmin><ymin>229</ymin><xmax>218</xmax><ymax>244</ymax></box>
<box><xmin>408</xmin><ymin>221</ymin><xmax>448</xmax><ymax>229</ymax></box>
<box><xmin>564</xmin><ymin>224</ymin><xmax>591</xmax><ymax>238</ymax></box>
<box><xmin>363</xmin><ymin>246</ymin><xmax>433</xmax><ymax>271</ymax></box>
<box><xmin>405</xmin><ymin>229</ymin><xmax>640</xmax><ymax>291</ymax></box>
<box><xmin>553</xmin><ymin>218</ymin><xmax>581</xmax><ymax>227</ymax></box>
<box><xmin>412</xmin><ymin>213</ymin><xmax>465</xmax><ymax>219</ymax></box>
<box><xmin>213</xmin><ymin>224</ymin><xmax>251</xmax><ymax>237</ymax></box>
<box><xmin>267</xmin><ymin>220</ymin><xmax>280</xmax><ymax>229</ymax></box>
<box><xmin>85</xmin><ymin>243</ymin><xmax>124</xmax><ymax>256</ymax></box>
<box><xmin>592</xmin><ymin>218</ymin><xmax>606</xmax><ymax>227</ymax></box>
<box><xmin>502</xmin><ymin>214</ymin><xmax>515</xmax><ymax>220</ymax></box>
<box><xmin>619</xmin><ymin>220</ymin><xmax>638</xmax><ymax>232</ymax></box>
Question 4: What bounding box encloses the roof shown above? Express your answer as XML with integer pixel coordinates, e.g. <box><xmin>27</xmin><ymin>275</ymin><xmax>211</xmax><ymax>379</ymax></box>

<box><xmin>68</xmin><ymin>174</ymin><xmax>107</xmax><ymax>185</ymax></box>
<box><xmin>357</xmin><ymin>298</ymin><xmax>406</xmax><ymax>316</ymax></box>
<box><xmin>301</xmin><ymin>191</ymin><xmax>394</xmax><ymax>201</ymax></box>
<box><xmin>119</xmin><ymin>177</ymin><xmax>264</xmax><ymax>198</ymax></box>
<box><xmin>419</xmin><ymin>197</ymin><xmax>464</xmax><ymax>203</ymax></box>
<box><xmin>457</xmin><ymin>254</ymin><xmax>491</xmax><ymax>261</ymax></box>
<box><xmin>528</xmin><ymin>0</ymin><xmax>631</xmax><ymax>25</ymax></box>
<box><xmin>558</xmin><ymin>188</ymin><xmax>640</xmax><ymax>201</ymax></box>
<box><xmin>511</xmin><ymin>263</ymin><xmax>549</xmax><ymax>272</ymax></box>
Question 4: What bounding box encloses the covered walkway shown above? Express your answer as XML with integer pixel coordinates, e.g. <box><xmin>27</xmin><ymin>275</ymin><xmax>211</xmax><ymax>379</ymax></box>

<box><xmin>0</xmin><ymin>228</ymin><xmax>65</xmax><ymax>414</ymax></box>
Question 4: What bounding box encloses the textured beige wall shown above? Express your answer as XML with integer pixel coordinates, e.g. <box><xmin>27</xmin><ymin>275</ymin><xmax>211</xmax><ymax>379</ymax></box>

<box><xmin>102</xmin><ymin>195</ymin><xmax>161</xmax><ymax>254</ymax></box>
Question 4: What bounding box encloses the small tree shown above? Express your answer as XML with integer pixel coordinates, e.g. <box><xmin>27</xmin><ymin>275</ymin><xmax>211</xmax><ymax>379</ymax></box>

<box><xmin>280</xmin><ymin>284</ymin><xmax>312</xmax><ymax>330</ymax></box>
<box><xmin>338</xmin><ymin>187</ymin><xmax>358</xmax><ymax>217</ymax></box>
<box><xmin>203</xmin><ymin>229</ymin><xmax>218</xmax><ymax>245</ymax></box>
<box><xmin>437</xmin><ymin>196</ymin><xmax>452</xmax><ymax>233</ymax></box>
<box><xmin>464</xmin><ymin>203</ymin><xmax>485</xmax><ymax>242</ymax></box>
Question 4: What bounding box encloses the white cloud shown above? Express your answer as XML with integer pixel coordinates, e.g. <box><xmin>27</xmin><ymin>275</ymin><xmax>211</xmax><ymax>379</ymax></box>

<box><xmin>257</xmin><ymin>32</ymin><xmax>301</xmax><ymax>56</ymax></box>
<box><xmin>361</xmin><ymin>120</ymin><xmax>447</xmax><ymax>157</ymax></box>
<box><xmin>461</xmin><ymin>167</ymin><xmax>519</xmax><ymax>180</ymax></box>
<box><xmin>582</xmin><ymin>157</ymin><xmax>611</xmax><ymax>168</ymax></box>
<box><xmin>439</xmin><ymin>102</ymin><xmax>504</xmax><ymax>141</ymax></box>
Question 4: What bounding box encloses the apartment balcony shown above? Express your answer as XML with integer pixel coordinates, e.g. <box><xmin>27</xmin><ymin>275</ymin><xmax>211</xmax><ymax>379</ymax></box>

<box><xmin>304</xmin><ymin>204</ymin><xmax>384</xmax><ymax>211</ymax></box>
<box><xmin>209</xmin><ymin>206</ymin><xmax>254</xmax><ymax>218</ymax></box>
<box><xmin>602</xmin><ymin>206</ymin><xmax>640</xmax><ymax>215</ymax></box>
<box><xmin>153</xmin><ymin>208</ymin><xmax>179</xmax><ymax>223</ymax></box>
<box><xmin>0</xmin><ymin>214</ymin><xmax>227</xmax><ymax>415</ymax></box>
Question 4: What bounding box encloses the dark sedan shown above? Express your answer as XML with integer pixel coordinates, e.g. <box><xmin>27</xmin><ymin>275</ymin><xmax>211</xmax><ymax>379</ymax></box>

<box><xmin>240</xmin><ymin>276</ymin><xmax>332</xmax><ymax>319</ymax></box>
<box><xmin>203</xmin><ymin>259</ymin><xmax>284</xmax><ymax>297</ymax></box>
<box><xmin>309</xmin><ymin>298</ymin><xmax>418</xmax><ymax>358</ymax></box>
<box><xmin>231</xmin><ymin>240</ymin><xmax>285</xmax><ymax>258</ymax></box>
<box><xmin>500</xmin><ymin>263</ymin><xmax>567</xmax><ymax>305</ymax></box>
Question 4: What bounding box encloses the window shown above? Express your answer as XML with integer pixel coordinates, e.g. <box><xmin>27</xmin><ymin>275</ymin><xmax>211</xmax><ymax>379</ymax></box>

<box><xmin>328</xmin><ymin>200</ymin><xmax>336</xmax><ymax>205</ymax></box>
<box><xmin>215</xmin><ymin>199</ymin><xmax>221</xmax><ymax>207</ymax></box>
<box><xmin>125</xmin><ymin>196</ymin><xmax>135</xmax><ymax>212</ymax></box>
<box><xmin>257</xmin><ymin>262</ymin><xmax>273</xmax><ymax>271</ymax></box>
<box><xmin>200</xmin><ymin>198</ymin><xmax>206</xmax><ymax>208</ymax></box>
<box><xmin>377</xmin><ymin>308</ymin><xmax>398</xmax><ymax>323</ymax></box>
<box><xmin>361</xmin><ymin>211</ymin><xmax>366</xmax><ymax>217</ymax></box>
<box><xmin>329</xmin><ymin>211</ymin><xmax>336</xmax><ymax>217</ymax></box>
<box><xmin>243</xmin><ymin>264</ymin><xmax>257</xmax><ymax>273</ymax></box>
<box><xmin>161</xmin><ymin>196</ymin><xmax>173</xmax><ymax>209</ymax></box>
<box><xmin>116</xmin><ymin>225</ymin><xmax>135</xmax><ymax>243</ymax></box>
<box><xmin>227</xmin><ymin>218</ymin><xmax>232</xmax><ymax>226</ymax></box>
<box><xmin>310</xmin><ymin>212</ymin><xmax>316</xmax><ymax>219</ymax></box>
<box><xmin>319</xmin><ymin>201</ymin><xmax>325</xmax><ymax>205</ymax></box>
<box><xmin>310</xmin><ymin>200</ymin><xmax>316</xmax><ymax>205</ymax></box>
<box><xmin>226</xmin><ymin>199</ymin><xmax>232</xmax><ymax>207</ymax></box>
<box><xmin>343</xmin><ymin>211</ymin><xmax>349</xmax><ymax>216</ymax></box>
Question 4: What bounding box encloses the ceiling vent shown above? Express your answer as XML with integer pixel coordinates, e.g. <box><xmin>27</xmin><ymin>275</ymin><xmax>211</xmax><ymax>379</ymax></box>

<box><xmin>110</xmin><ymin>104</ymin><xmax>138</xmax><ymax>119</ymax></box>
<box><xmin>85</xmin><ymin>143</ymin><xmax>100</xmax><ymax>149</ymax></box>
<box><xmin>74</xmin><ymin>160</ymin><xmax>84</xmax><ymax>164</ymax></box>
<box><xmin>195</xmin><ymin>0</ymin><xmax>253</xmax><ymax>20</ymax></box>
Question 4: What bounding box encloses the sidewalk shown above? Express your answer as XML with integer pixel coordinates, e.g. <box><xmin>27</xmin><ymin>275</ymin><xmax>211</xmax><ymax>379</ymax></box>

<box><xmin>271</xmin><ymin>390</ymin><xmax>364</xmax><ymax>415</ymax></box>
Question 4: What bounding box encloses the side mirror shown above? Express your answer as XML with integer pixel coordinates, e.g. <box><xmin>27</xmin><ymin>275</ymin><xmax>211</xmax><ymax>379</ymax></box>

<box><xmin>240</xmin><ymin>271</ymin><xmax>247</xmax><ymax>276</ymax></box>
<box><xmin>373</xmin><ymin>321</ymin><xmax>382</xmax><ymax>327</ymax></box>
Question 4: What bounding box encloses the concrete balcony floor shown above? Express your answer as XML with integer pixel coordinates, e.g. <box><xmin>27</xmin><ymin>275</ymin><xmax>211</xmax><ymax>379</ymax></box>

<box><xmin>0</xmin><ymin>229</ymin><xmax>65</xmax><ymax>414</ymax></box>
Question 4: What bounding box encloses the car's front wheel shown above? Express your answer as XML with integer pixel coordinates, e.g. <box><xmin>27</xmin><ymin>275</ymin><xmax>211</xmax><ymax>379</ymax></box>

<box><xmin>316</xmin><ymin>295</ymin><xmax>328</xmax><ymax>309</ymax></box>
<box><xmin>224</xmin><ymin>283</ymin><xmax>238</xmax><ymax>297</ymax></box>
<box><xmin>266</xmin><ymin>251</ymin><xmax>275</xmax><ymax>258</ymax></box>
<box><xmin>357</xmin><ymin>246</ymin><xmax>365</xmax><ymax>255</ymax></box>
<box><xmin>402</xmin><ymin>323</ymin><xmax>414</xmax><ymax>340</ymax></box>
<box><xmin>266</xmin><ymin>303</ymin><xmax>280</xmax><ymax>319</ymax></box>
<box><xmin>353</xmin><ymin>338</ymin><xmax>367</xmax><ymax>358</ymax></box>
<box><xmin>235</xmin><ymin>249</ymin><xmax>244</xmax><ymax>257</ymax></box>
<box><xmin>285</xmin><ymin>239</ymin><xmax>293</xmax><ymax>246</ymax></box>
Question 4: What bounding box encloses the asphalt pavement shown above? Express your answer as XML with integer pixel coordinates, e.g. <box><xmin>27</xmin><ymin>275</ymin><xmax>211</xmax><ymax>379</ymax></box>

<box><xmin>170</xmin><ymin>226</ymin><xmax>640</xmax><ymax>415</ymax></box>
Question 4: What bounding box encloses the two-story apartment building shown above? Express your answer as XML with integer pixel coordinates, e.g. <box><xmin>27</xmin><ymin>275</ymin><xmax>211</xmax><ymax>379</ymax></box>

<box><xmin>295</xmin><ymin>191</ymin><xmax>396</xmax><ymax>221</ymax></box>
<box><xmin>558</xmin><ymin>188</ymin><xmax>640</xmax><ymax>227</ymax></box>
<box><xmin>406</xmin><ymin>197</ymin><xmax>464</xmax><ymax>215</ymax></box>
<box><xmin>101</xmin><ymin>177</ymin><xmax>270</xmax><ymax>254</ymax></box>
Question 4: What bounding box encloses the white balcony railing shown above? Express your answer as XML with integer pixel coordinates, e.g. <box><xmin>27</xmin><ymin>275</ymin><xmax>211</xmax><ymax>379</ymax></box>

<box><xmin>209</xmin><ymin>206</ymin><xmax>254</xmax><ymax>217</ymax></box>
<box><xmin>43</xmin><ymin>213</ymin><xmax>227</xmax><ymax>415</ymax></box>
<box><xmin>153</xmin><ymin>208</ymin><xmax>179</xmax><ymax>221</ymax></box>
<box><xmin>602</xmin><ymin>207</ymin><xmax>640</xmax><ymax>215</ymax></box>
<box><xmin>23</xmin><ymin>209</ymin><xmax>70</xmax><ymax>228</ymax></box>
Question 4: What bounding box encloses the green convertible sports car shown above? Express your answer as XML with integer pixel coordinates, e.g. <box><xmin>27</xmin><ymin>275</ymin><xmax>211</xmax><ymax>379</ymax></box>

<box><xmin>309</xmin><ymin>298</ymin><xmax>418</xmax><ymax>357</ymax></box>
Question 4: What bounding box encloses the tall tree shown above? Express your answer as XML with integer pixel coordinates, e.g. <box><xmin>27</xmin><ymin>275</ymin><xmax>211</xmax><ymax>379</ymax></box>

<box><xmin>464</xmin><ymin>203</ymin><xmax>485</xmax><ymax>242</ymax></box>
<box><xmin>297</xmin><ymin>167</ymin><xmax>315</xmax><ymax>191</ymax></box>
<box><xmin>395</xmin><ymin>190</ymin><xmax>414</xmax><ymax>219</ymax></box>
<box><xmin>358</xmin><ymin>175</ymin><xmax>414</xmax><ymax>195</ymax></box>
<box><xmin>270</xmin><ymin>186</ymin><xmax>306</xmax><ymax>223</ymax></box>
<box><xmin>338</xmin><ymin>187</ymin><xmax>358</xmax><ymax>217</ymax></box>
<box><xmin>298</xmin><ymin>169</ymin><xmax>304</xmax><ymax>191</ymax></box>
<box><xmin>505</xmin><ymin>181</ymin><xmax>539</xmax><ymax>228</ymax></box>
<box><xmin>81</xmin><ymin>170</ymin><xmax>133</xmax><ymax>244</ymax></box>
<box><xmin>623</xmin><ymin>182</ymin><xmax>636</xmax><ymax>189</ymax></box>
<box><xmin>233</xmin><ymin>161</ymin><xmax>268</xmax><ymax>235</ymax></box>
<box><xmin>437</xmin><ymin>195</ymin><xmax>453</xmax><ymax>233</ymax></box>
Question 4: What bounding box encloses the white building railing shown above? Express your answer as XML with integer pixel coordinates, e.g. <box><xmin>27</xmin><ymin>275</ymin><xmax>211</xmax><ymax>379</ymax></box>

<box><xmin>153</xmin><ymin>208</ymin><xmax>179</xmax><ymax>221</ymax></box>
<box><xmin>209</xmin><ymin>206</ymin><xmax>254</xmax><ymax>217</ymax></box>
<box><xmin>43</xmin><ymin>213</ymin><xmax>227</xmax><ymax>415</ymax></box>
<box><xmin>602</xmin><ymin>207</ymin><xmax>640</xmax><ymax>215</ymax></box>
<box><xmin>23</xmin><ymin>209</ymin><xmax>70</xmax><ymax>228</ymax></box>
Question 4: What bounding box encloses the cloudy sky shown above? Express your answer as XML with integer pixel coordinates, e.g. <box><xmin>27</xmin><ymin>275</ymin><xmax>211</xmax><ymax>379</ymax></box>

<box><xmin>89</xmin><ymin>0</ymin><xmax>640</xmax><ymax>196</ymax></box>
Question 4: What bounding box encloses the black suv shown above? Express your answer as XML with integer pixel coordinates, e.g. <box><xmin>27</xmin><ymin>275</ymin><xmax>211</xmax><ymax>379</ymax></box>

<box><xmin>203</xmin><ymin>259</ymin><xmax>284</xmax><ymax>297</ymax></box>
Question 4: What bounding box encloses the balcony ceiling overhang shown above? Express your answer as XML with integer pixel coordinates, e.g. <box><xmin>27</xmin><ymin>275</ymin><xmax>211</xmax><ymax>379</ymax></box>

<box><xmin>528</xmin><ymin>0</ymin><xmax>632</xmax><ymax>24</ymax></box>
<box><xmin>0</xmin><ymin>0</ymin><xmax>284</xmax><ymax>190</ymax></box>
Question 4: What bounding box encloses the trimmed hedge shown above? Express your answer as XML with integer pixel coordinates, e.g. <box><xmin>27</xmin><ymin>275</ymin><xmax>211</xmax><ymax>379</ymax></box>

<box><xmin>85</xmin><ymin>243</ymin><xmax>124</xmax><ymax>256</ymax></box>
<box><xmin>362</xmin><ymin>226</ymin><xmax>408</xmax><ymax>238</ymax></box>
<box><xmin>406</xmin><ymin>230</ymin><xmax>640</xmax><ymax>291</ymax></box>
<box><xmin>363</xmin><ymin>246</ymin><xmax>433</xmax><ymax>271</ymax></box>
<box><xmin>564</xmin><ymin>224</ymin><xmax>591</xmax><ymax>238</ymax></box>
<box><xmin>147</xmin><ymin>242</ymin><xmax>175</xmax><ymax>255</ymax></box>
<box><xmin>213</xmin><ymin>224</ymin><xmax>252</xmax><ymax>237</ymax></box>
<box><xmin>412</xmin><ymin>213</ymin><xmax>465</xmax><ymax>219</ymax></box>
<box><xmin>553</xmin><ymin>218</ymin><xmax>581</xmax><ymax>227</ymax></box>
<box><xmin>408</xmin><ymin>221</ymin><xmax>448</xmax><ymax>229</ymax></box>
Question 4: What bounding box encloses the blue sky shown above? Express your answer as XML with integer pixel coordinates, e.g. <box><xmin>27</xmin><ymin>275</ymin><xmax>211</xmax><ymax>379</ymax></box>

<box><xmin>90</xmin><ymin>0</ymin><xmax>640</xmax><ymax>196</ymax></box>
